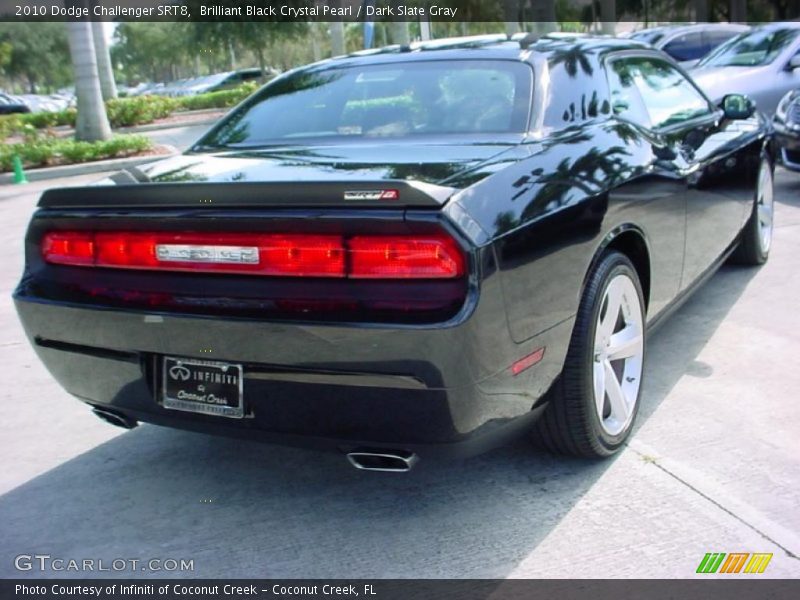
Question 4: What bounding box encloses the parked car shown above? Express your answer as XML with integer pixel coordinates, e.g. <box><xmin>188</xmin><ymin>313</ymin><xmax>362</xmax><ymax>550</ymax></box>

<box><xmin>774</xmin><ymin>88</ymin><xmax>800</xmax><ymax>171</ymax></box>
<box><xmin>0</xmin><ymin>93</ymin><xmax>30</xmax><ymax>114</ymax></box>
<box><xmin>15</xmin><ymin>35</ymin><xmax>774</xmax><ymax>470</ymax></box>
<box><xmin>628</xmin><ymin>23</ymin><xmax>749</xmax><ymax>67</ymax></box>
<box><xmin>691</xmin><ymin>22</ymin><xmax>800</xmax><ymax>116</ymax></box>
<box><xmin>168</xmin><ymin>69</ymin><xmax>268</xmax><ymax>97</ymax></box>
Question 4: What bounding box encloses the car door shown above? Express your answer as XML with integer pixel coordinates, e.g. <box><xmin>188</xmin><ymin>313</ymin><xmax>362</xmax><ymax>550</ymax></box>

<box><xmin>608</xmin><ymin>54</ymin><xmax>750</xmax><ymax>291</ymax></box>
<box><xmin>768</xmin><ymin>43</ymin><xmax>800</xmax><ymax>114</ymax></box>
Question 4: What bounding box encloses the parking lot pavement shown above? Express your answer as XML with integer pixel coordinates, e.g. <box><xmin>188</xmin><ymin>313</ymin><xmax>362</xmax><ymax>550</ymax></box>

<box><xmin>0</xmin><ymin>171</ymin><xmax>799</xmax><ymax>579</ymax></box>
<box><xmin>147</xmin><ymin>123</ymin><xmax>211</xmax><ymax>152</ymax></box>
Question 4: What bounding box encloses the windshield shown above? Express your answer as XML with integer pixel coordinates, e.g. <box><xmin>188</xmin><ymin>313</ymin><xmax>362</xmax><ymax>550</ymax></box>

<box><xmin>698</xmin><ymin>28</ymin><xmax>799</xmax><ymax>67</ymax></box>
<box><xmin>197</xmin><ymin>60</ymin><xmax>532</xmax><ymax>148</ymax></box>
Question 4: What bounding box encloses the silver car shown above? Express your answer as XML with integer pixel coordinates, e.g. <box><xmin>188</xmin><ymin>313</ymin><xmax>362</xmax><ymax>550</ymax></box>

<box><xmin>628</xmin><ymin>23</ymin><xmax>749</xmax><ymax>68</ymax></box>
<box><xmin>691</xmin><ymin>22</ymin><xmax>800</xmax><ymax>117</ymax></box>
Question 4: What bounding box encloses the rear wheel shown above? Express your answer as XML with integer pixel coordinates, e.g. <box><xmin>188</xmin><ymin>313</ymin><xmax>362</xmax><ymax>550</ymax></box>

<box><xmin>731</xmin><ymin>157</ymin><xmax>774</xmax><ymax>265</ymax></box>
<box><xmin>532</xmin><ymin>251</ymin><xmax>645</xmax><ymax>458</ymax></box>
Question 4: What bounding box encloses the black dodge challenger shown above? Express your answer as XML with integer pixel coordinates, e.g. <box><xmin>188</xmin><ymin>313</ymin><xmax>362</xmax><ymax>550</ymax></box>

<box><xmin>15</xmin><ymin>35</ymin><xmax>775</xmax><ymax>471</ymax></box>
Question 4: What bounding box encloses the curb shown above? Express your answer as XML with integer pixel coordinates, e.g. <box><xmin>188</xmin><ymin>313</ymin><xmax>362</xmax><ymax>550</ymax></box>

<box><xmin>116</xmin><ymin>114</ymin><xmax>224</xmax><ymax>135</ymax></box>
<box><xmin>46</xmin><ymin>109</ymin><xmax>225</xmax><ymax>137</ymax></box>
<box><xmin>0</xmin><ymin>149</ymin><xmax>178</xmax><ymax>185</ymax></box>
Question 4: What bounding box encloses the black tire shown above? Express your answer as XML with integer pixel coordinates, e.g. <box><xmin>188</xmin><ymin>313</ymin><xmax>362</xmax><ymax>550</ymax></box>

<box><xmin>531</xmin><ymin>251</ymin><xmax>645</xmax><ymax>458</ymax></box>
<box><xmin>730</xmin><ymin>157</ymin><xmax>773</xmax><ymax>266</ymax></box>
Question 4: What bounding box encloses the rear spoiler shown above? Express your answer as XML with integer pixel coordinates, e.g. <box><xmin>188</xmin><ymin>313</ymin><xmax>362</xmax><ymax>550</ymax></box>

<box><xmin>38</xmin><ymin>180</ymin><xmax>454</xmax><ymax>210</ymax></box>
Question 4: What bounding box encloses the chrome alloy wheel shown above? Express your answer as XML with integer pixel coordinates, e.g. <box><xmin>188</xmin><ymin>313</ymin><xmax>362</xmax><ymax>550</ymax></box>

<box><xmin>757</xmin><ymin>161</ymin><xmax>774</xmax><ymax>254</ymax></box>
<box><xmin>592</xmin><ymin>273</ymin><xmax>644</xmax><ymax>436</ymax></box>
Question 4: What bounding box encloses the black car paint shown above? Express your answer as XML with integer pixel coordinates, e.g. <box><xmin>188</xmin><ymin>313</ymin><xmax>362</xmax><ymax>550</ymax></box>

<box><xmin>14</xmin><ymin>38</ymin><xmax>771</xmax><ymax>458</ymax></box>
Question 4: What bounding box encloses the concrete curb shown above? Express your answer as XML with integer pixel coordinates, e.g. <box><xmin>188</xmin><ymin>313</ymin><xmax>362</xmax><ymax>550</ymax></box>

<box><xmin>0</xmin><ymin>150</ymin><xmax>178</xmax><ymax>186</ymax></box>
<box><xmin>116</xmin><ymin>113</ymin><xmax>224</xmax><ymax>135</ymax></box>
<box><xmin>46</xmin><ymin>109</ymin><xmax>225</xmax><ymax>137</ymax></box>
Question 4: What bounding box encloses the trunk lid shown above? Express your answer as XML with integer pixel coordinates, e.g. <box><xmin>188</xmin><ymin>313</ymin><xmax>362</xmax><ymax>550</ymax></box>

<box><xmin>39</xmin><ymin>140</ymin><xmax>519</xmax><ymax>210</ymax></box>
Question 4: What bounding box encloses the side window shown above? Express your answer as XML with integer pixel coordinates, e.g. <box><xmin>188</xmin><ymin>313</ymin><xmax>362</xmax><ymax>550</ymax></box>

<box><xmin>706</xmin><ymin>30</ymin><xmax>738</xmax><ymax>52</ymax></box>
<box><xmin>607</xmin><ymin>59</ymin><xmax>652</xmax><ymax>128</ymax></box>
<box><xmin>663</xmin><ymin>32</ymin><xmax>707</xmax><ymax>62</ymax></box>
<box><xmin>609</xmin><ymin>56</ymin><xmax>711</xmax><ymax>129</ymax></box>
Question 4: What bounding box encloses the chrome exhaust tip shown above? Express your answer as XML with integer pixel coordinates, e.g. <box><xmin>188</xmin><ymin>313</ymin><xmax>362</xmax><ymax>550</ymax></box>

<box><xmin>92</xmin><ymin>407</ymin><xmax>138</xmax><ymax>430</ymax></box>
<box><xmin>346</xmin><ymin>449</ymin><xmax>418</xmax><ymax>472</ymax></box>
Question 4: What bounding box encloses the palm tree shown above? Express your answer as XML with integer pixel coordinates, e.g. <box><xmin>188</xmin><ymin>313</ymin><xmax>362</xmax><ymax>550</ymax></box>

<box><xmin>91</xmin><ymin>21</ymin><xmax>117</xmax><ymax>100</ymax></box>
<box><xmin>67</xmin><ymin>21</ymin><xmax>111</xmax><ymax>142</ymax></box>
<box><xmin>600</xmin><ymin>0</ymin><xmax>616</xmax><ymax>34</ymax></box>
<box><xmin>391</xmin><ymin>22</ymin><xmax>410</xmax><ymax>45</ymax></box>
<box><xmin>330</xmin><ymin>21</ymin><xmax>345</xmax><ymax>56</ymax></box>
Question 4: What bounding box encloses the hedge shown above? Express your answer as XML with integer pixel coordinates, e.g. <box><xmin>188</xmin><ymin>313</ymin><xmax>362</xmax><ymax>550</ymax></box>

<box><xmin>105</xmin><ymin>95</ymin><xmax>177</xmax><ymax>127</ymax></box>
<box><xmin>0</xmin><ymin>81</ymin><xmax>259</xmax><ymax>139</ymax></box>
<box><xmin>1</xmin><ymin>134</ymin><xmax>152</xmax><ymax>172</ymax></box>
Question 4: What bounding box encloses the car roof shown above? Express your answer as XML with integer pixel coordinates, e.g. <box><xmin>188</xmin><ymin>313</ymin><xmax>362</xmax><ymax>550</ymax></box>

<box><xmin>635</xmin><ymin>23</ymin><xmax>749</xmax><ymax>35</ymax></box>
<box><xmin>311</xmin><ymin>34</ymin><xmax>650</xmax><ymax>70</ymax></box>
<box><xmin>749</xmin><ymin>21</ymin><xmax>800</xmax><ymax>31</ymax></box>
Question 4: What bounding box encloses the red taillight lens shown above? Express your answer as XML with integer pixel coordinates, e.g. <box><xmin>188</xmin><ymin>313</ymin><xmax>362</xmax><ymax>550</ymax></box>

<box><xmin>95</xmin><ymin>232</ymin><xmax>159</xmax><ymax>268</ymax></box>
<box><xmin>41</xmin><ymin>231</ymin><xmax>464</xmax><ymax>280</ymax></box>
<box><xmin>260</xmin><ymin>235</ymin><xmax>345</xmax><ymax>277</ymax></box>
<box><xmin>349</xmin><ymin>235</ymin><xmax>465</xmax><ymax>279</ymax></box>
<box><xmin>41</xmin><ymin>232</ymin><xmax>95</xmax><ymax>266</ymax></box>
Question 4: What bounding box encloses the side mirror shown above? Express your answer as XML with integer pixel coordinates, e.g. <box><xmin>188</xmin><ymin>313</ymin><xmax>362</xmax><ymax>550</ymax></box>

<box><xmin>789</xmin><ymin>55</ymin><xmax>800</xmax><ymax>70</ymax></box>
<box><xmin>721</xmin><ymin>94</ymin><xmax>755</xmax><ymax>120</ymax></box>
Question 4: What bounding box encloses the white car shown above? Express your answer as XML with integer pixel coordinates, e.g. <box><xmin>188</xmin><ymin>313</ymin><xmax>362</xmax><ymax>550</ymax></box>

<box><xmin>628</xmin><ymin>23</ymin><xmax>749</xmax><ymax>68</ymax></box>
<box><xmin>691</xmin><ymin>22</ymin><xmax>800</xmax><ymax>117</ymax></box>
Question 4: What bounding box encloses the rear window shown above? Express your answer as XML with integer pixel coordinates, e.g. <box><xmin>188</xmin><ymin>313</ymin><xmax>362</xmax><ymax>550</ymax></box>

<box><xmin>199</xmin><ymin>60</ymin><xmax>532</xmax><ymax>148</ymax></box>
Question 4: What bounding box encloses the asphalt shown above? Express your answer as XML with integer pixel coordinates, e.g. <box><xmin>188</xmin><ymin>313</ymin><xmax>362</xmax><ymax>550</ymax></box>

<box><xmin>0</xmin><ymin>170</ymin><xmax>798</xmax><ymax>579</ymax></box>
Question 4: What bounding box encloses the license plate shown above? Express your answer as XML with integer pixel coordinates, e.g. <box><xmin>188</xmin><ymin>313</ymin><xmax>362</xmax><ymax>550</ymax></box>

<box><xmin>162</xmin><ymin>357</ymin><xmax>244</xmax><ymax>419</ymax></box>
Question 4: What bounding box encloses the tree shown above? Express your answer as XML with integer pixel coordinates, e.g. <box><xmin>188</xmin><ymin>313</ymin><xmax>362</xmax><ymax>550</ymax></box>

<box><xmin>91</xmin><ymin>22</ymin><xmax>117</xmax><ymax>100</ymax></box>
<box><xmin>0</xmin><ymin>23</ymin><xmax>71</xmax><ymax>93</ymax></box>
<box><xmin>113</xmin><ymin>23</ymin><xmax>196</xmax><ymax>83</ymax></box>
<box><xmin>67</xmin><ymin>21</ymin><xmax>111</xmax><ymax>142</ymax></box>
<box><xmin>330</xmin><ymin>21</ymin><xmax>345</xmax><ymax>56</ymax></box>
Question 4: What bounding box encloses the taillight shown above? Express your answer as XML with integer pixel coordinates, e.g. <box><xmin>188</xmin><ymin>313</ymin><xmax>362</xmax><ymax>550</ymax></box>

<box><xmin>349</xmin><ymin>235</ymin><xmax>464</xmax><ymax>279</ymax></box>
<box><xmin>41</xmin><ymin>232</ymin><xmax>95</xmax><ymax>266</ymax></box>
<box><xmin>41</xmin><ymin>231</ymin><xmax>465</xmax><ymax>280</ymax></box>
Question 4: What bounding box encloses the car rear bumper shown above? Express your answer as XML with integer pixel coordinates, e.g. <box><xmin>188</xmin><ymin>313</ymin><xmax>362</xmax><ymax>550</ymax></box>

<box><xmin>14</xmin><ymin>288</ymin><xmax>572</xmax><ymax>457</ymax></box>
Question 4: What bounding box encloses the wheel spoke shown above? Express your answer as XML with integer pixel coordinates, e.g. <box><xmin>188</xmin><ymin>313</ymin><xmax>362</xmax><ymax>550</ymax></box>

<box><xmin>759</xmin><ymin>203</ymin><xmax>773</xmax><ymax>228</ymax></box>
<box><xmin>606</xmin><ymin>324</ymin><xmax>642</xmax><ymax>361</ymax></box>
<box><xmin>603</xmin><ymin>360</ymin><xmax>629</xmax><ymax>423</ymax></box>
<box><xmin>593</xmin><ymin>361</ymin><xmax>606</xmax><ymax>418</ymax></box>
<box><xmin>599</xmin><ymin>280</ymin><xmax>622</xmax><ymax>339</ymax></box>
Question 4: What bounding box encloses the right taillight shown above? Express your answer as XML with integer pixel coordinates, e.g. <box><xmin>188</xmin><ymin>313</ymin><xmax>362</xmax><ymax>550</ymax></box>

<box><xmin>349</xmin><ymin>234</ymin><xmax>464</xmax><ymax>279</ymax></box>
<box><xmin>41</xmin><ymin>231</ymin><xmax>465</xmax><ymax>280</ymax></box>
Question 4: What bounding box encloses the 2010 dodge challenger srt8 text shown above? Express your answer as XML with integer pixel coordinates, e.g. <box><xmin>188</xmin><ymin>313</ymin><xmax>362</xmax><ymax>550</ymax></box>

<box><xmin>14</xmin><ymin>35</ymin><xmax>775</xmax><ymax>471</ymax></box>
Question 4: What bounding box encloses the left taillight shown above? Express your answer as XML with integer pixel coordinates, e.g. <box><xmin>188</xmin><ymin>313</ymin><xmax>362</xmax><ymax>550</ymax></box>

<box><xmin>40</xmin><ymin>230</ymin><xmax>465</xmax><ymax>280</ymax></box>
<box><xmin>41</xmin><ymin>231</ymin><xmax>95</xmax><ymax>266</ymax></box>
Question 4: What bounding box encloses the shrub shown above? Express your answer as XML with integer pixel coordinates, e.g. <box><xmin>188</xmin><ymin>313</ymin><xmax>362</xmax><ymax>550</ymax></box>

<box><xmin>0</xmin><ymin>134</ymin><xmax>152</xmax><ymax>172</ymax></box>
<box><xmin>0</xmin><ymin>82</ymin><xmax>258</xmax><ymax>139</ymax></box>
<box><xmin>0</xmin><ymin>108</ymin><xmax>76</xmax><ymax>139</ymax></box>
<box><xmin>105</xmin><ymin>95</ymin><xmax>177</xmax><ymax>128</ymax></box>
<box><xmin>176</xmin><ymin>81</ymin><xmax>259</xmax><ymax>111</ymax></box>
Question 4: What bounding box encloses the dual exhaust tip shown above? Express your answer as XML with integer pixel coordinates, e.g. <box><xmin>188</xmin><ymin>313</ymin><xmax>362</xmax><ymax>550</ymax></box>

<box><xmin>347</xmin><ymin>449</ymin><xmax>418</xmax><ymax>472</ymax></box>
<box><xmin>91</xmin><ymin>408</ymin><xmax>417</xmax><ymax>472</ymax></box>
<box><xmin>91</xmin><ymin>407</ymin><xmax>138</xmax><ymax>430</ymax></box>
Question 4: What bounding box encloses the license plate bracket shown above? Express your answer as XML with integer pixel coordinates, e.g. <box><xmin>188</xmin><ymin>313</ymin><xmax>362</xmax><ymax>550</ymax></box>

<box><xmin>162</xmin><ymin>357</ymin><xmax>244</xmax><ymax>419</ymax></box>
